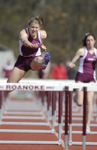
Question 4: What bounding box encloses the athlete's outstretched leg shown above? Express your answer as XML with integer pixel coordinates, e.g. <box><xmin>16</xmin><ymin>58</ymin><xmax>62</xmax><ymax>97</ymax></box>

<box><xmin>30</xmin><ymin>52</ymin><xmax>51</xmax><ymax>70</ymax></box>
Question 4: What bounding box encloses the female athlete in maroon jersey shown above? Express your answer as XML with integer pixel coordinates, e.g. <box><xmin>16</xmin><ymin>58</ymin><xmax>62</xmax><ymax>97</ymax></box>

<box><xmin>7</xmin><ymin>16</ymin><xmax>50</xmax><ymax>83</ymax></box>
<box><xmin>69</xmin><ymin>33</ymin><xmax>97</xmax><ymax>133</ymax></box>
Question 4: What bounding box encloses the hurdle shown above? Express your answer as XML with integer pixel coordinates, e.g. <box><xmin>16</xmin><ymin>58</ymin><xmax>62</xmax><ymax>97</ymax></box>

<box><xmin>1</xmin><ymin>80</ymin><xmax>53</xmax><ymax>127</ymax></box>
<box><xmin>64</xmin><ymin>83</ymin><xmax>97</xmax><ymax>150</ymax></box>
<box><xmin>0</xmin><ymin>80</ymin><xmax>67</xmax><ymax>145</ymax></box>
<box><xmin>0</xmin><ymin>80</ymin><xmax>97</xmax><ymax>147</ymax></box>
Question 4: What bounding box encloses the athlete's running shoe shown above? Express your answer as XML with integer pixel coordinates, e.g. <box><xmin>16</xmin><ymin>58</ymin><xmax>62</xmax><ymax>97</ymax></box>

<box><xmin>41</xmin><ymin>52</ymin><xmax>51</xmax><ymax>69</ymax></box>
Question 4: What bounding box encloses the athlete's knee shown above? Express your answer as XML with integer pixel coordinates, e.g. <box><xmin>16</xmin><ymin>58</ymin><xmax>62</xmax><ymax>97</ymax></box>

<box><xmin>31</xmin><ymin>57</ymin><xmax>43</xmax><ymax>70</ymax></box>
<box><xmin>34</xmin><ymin>56</ymin><xmax>42</xmax><ymax>63</ymax></box>
<box><xmin>31</xmin><ymin>64</ymin><xmax>41</xmax><ymax>70</ymax></box>
<box><xmin>76</xmin><ymin>99</ymin><xmax>83</xmax><ymax>106</ymax></box>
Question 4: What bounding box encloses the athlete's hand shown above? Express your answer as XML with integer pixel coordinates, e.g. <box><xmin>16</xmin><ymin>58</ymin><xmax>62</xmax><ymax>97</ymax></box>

<box><xmin>30</xmin><ymin>43</ymin><xmax>41</xmax><ymax>49</ymax></box>
<box><xmin>68</xmin><ymin>62</ymin><xmax>76</xmax><ymax>69</ymax></box>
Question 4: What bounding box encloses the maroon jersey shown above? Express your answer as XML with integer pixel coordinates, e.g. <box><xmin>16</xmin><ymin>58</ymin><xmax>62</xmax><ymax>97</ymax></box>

<box><xmin>19</xmin><ymin>28</ymin><xmax>42</xmax><ymax>57</ymax></box>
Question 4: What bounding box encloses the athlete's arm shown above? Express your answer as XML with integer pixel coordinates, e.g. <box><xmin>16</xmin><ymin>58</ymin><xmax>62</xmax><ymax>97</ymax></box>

<box><xmin>19</xmin><ymin>29</ymin><xmax>39</xmax><ymax>49</ymax></box>
<box><xmin>69</xmin><ymin>48</ymin><xmax>84</xmax><ymax>69</ymax></box>
<box><xmin>40</xmin><ymin>30</ymin><xmax>47</xmax><ymax>51</ymax></box>
<box><xmin>40</xmin><ymin>30</ymin><xmax>47</xmax><ymax>40</ymax></box>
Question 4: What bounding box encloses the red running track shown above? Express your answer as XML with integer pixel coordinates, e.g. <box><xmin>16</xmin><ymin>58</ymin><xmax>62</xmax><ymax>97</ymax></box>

<box><xmin>0</xmin><ymin>92</ymin><xmax>97</xmax><ymax>150</ymax></box>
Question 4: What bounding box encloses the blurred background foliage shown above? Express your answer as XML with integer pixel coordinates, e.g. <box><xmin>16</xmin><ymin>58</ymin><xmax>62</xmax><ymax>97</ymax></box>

<box><xmin>1</xmin><ymin>0</ymin><xmax>97</xmax><ymax>63</ymax></box>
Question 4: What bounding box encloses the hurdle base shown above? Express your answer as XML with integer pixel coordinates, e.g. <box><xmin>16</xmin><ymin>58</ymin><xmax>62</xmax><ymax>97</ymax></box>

<box><xmin>69</xmin><ymin>140</ymin><xmax>72</xmax><ymax>146</ymax></box>
<box><xmin>71</xmin><ymin>141</ymin><xmax>97</xmax><ymax>146</ymax></box>
<box><xmin>58</xmin><ymin>140</ymin><xmax>62</xmax><ymax>145</ymax></box>
<box><xmin>0</xmin><ymin>140</ymin><xmax>60</xmax><ymax>145</ymax></box>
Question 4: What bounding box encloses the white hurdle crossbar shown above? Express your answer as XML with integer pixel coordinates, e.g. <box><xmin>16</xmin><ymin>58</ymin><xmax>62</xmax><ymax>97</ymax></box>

<box><xmin>0</xmin><ymin>79</ymin><xmax>68</xmax><ymax>145</ymax></box>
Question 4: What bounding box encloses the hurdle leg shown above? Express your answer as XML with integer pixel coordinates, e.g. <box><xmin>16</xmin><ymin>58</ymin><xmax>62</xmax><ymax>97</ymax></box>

<box><xmin>69</xmin><ymin>91</ymin><xmax>73</xmax><ymax>145</ymax></box>
<box><xmin>65</xmin><ymin>86</ymin><xmax>69</xmax><ymax>150</ymax></box>
<box><xmin>40</xmin><ymin>91</ymin><xmax>46</xmax><ymax>118</ymax></box>
<box><xmin>83</xmin><ymin>87</ymin><xmax>87</xmax><ymax>150</ymax></box>
<box><xmin>0</xmin><ymin>91</ymin><xmax>2</xmax><ymax>124</ymax></box>
<box><xmin>58</xmin><ymin>91</ymin><xmax>63</xmax><ymax>143</ymax></box>
<box><xmin>54</xmin><ymin>91</ymin><xmax>57</xmax><ymax>123</ymax></box>
<box><xmin>95</xmin><ymin>93</ymin><xmax>97</xmax><ymax>122</ymax></box>
<box><xmin>0</xmin><ymin>91</ymin><xmax>5</xmax><ymax>125</ymax></box>
<box><xmin>47</xmin><ymin>91</ymin><xmax>51</xmax><ymax>123</ymax></box>
<box><xmin>52</xmin><ymin>91</ymin><xmax>56</xmax><ymax>132</ymax></box>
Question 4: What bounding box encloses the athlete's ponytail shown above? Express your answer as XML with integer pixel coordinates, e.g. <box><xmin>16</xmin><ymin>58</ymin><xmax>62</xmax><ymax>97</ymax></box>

<box><xmin>36</xmin><ymin>16</ymin><xmax>44</xmax><ymax>28</ymax></box>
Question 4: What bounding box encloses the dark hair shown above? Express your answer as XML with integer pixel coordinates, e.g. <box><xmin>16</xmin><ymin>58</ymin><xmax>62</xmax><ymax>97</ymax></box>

<box><xmin>82</xmin><ymin>32</ymin><xmax>96</xmax><ymax>46</ymax></box>
<box><xmin>28</xmin><ymin>16</ymin><xmax>44</xmax><ymax>28</ymax></box>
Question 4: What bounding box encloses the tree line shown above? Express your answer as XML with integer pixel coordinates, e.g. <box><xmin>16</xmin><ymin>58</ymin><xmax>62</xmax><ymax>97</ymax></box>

<box><xmin>0</xmin><ymin>0</ymin><xmax>97</xmax><ymax>63</ymax></box>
